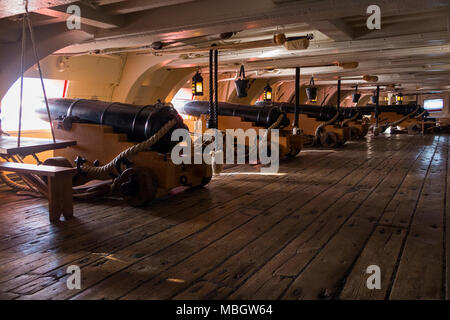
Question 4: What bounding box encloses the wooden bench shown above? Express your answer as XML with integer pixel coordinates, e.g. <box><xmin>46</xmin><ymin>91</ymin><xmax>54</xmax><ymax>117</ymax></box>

<box><xmin>0</xmin><ymin>162</ymin><xmax>77</xmax><ymax>223</ymax></box>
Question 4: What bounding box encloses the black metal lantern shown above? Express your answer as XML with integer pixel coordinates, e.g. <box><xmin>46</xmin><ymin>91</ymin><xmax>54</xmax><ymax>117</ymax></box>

<box><xmin>396</xmin><ymin>93</ymin><xmax>403</xmax><ymax>104</ymax></box>
<box><xmin>306</xmin><ymin>77</ymin><xmax>317</xmax><ymax>102</ymax></box>
<box><xmin>192</xmin><ymin>71</ymin><xmax>204</xmax><ymax>96</ymax></box>
<box><xmin>352</xmin><ymin>85</ymin><xmax>361</xmax><ymax>103</ymax></box>
<box><xmin>263</xmin><ymin>83</ymin><xmax>272</xmax><ymax>102</ymax></box>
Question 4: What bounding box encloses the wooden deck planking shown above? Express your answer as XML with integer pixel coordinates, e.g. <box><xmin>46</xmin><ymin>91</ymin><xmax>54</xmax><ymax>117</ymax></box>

<box><xmin>279</xmin><ymin>137</ymin><xmax>434</xmax><ymax>299</ymax></box>
<box><xmin>0</xmin><ymin>160</ymin><xmax>307</xmax><ymax>274</ymax></box>
<box><xmin>228</xmin><ymin>143</ymin><xmax>415</xmax><ymax>300</ymax></box>
<box><xmin>0</xmin><ymin>135</ymin><xmax>448</xmax><ymax>300</ymax></box>
<box><xmin>117</xmin><ymin>143</ymin><xmax>408</xmax><ymax>300</ymax></box>
<box><xmin>339</xmin><ymin>138</ymin><xmax>439</xmax><ymax>299</ymax></box>
<box><xmin>42</xmin><ymin>151</ymin><xmax>352</xmax><ymax>299</ymax></box>
<box><xmin>12</xmin><ymin>151</ymin><xmax>341</xmax><ymax>298</ymax></box>
<box><xmin>389</xmin><ymin>136</ymin><xmax>447</xmax><ymax>299</ymax></box>
<box><xmin>205</xmin><ymin>153</ymin><xmax>396</xmax><ymax>297</ymax></box>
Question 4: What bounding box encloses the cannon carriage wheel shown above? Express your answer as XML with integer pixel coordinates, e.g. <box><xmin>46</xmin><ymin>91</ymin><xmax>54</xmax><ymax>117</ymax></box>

<box><xmin>320</xmin><ymin>131</ymin><xmax>338</xmax><ymax>148</ymax></box>
<box><xmin>115</xmin><ymin>167</ymin><xmax>158</xmax><ymax>207</ymax></box>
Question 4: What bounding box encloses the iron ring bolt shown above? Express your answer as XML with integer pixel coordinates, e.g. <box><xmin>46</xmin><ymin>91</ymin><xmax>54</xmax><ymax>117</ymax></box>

<box><xmin>74</xmin><ymin>156</ymin><xmax>87</xmax><ymax>175</ymax></box>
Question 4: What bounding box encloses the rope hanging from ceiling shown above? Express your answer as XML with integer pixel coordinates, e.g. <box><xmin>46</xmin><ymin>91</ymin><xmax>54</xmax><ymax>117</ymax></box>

<box><xmin>17</xmin><ymin>0</ymin><xmax>56</xmax><ymax>147</ymax></box>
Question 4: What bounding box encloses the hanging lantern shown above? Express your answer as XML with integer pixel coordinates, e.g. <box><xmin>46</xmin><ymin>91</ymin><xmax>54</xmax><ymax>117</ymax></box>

<box><xmin>192</xmin><ymin>71</ymin><xmax>204</xmax><ymax>96</ymax></box>
<box><xmin>352</xmin><ymin>85</ymin><xmax>361</xmax><ymax>103</ymax></box>
<box><xmin>371</xmin><ymin>91</ymin><xmax>378</xmax><ymax>104</ymax></box>
<box><xmin>263</xmin><ymin>83</ymin><xmax>272</xmax><ymax>102</ymax></box>
<box><xmin>396</xmin><ymin>93</ymin><xmax>404</xmax><ymax>104</ymax></box>
<box><xmin>306</xmin><ymin>77</ymin><xmax>317</xmax><ymax>102</ymax></box>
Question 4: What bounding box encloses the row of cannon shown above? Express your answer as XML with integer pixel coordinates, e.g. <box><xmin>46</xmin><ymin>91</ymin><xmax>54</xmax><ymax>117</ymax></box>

<box><xmin>33</xmin><ymin>98</ymin><xmax>431</xmax><ymax>206</ymax></box>
<box><xmin>42</xmin><ymin>98</ymin><xmax>428</xmax><ymax>149</ymax></box>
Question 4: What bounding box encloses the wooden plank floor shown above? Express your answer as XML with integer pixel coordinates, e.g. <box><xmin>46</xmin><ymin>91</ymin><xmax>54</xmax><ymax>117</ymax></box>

<box><xmin>0</xmin><ymin>134</ymin><xmax>448</xmax><ymax>300</ymax></box>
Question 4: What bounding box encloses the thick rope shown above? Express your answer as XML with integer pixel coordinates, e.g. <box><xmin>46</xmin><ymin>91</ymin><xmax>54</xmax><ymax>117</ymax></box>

<box><xmin>17</xmin><ymin>13</ymin><xmax>26</xmax><ymax>147</ymax></box>
<box><xmin>342</xmin><ymin>112</ymin><xmax>360</xmax><ymax>127</ymax></box>
<box><xmin>0</xmin><ymin>171</ymin><xmax>34</xmax><ymax>192</ymax></box>
<box><xmin>25</xmin><ymin>3</ymin><xmax>56</xmax><ymax>142</ymax></box>
<box><xmin>315</xmin><ymin>111</ymin><xmax>340</xmax><ymax>142</ymax></box>
<box><xmin>254</xmin><ymin>113</ymin><xmax>285</xmax><ymax>149</ymax></box>
<box><xmin>268</xmin><ymin>114</ymin><xmax>286</xmax><ymax>131</ymax></box>
<box><xmin>251</xmin><ymin>113</ymin><xmax>285</xmax><ymax>156</ymax></box>
<box><xmin>387</xmin><ymin>106</ymin><xmax>420</xmax><ymax>127</ymax></box>
<box><xmin>211</xmin><ymin>114</ymin><xmax>286</xmax><ymax>175</ymax></box>
<box><xmin>81</xmin><ymin>118</ymin><xmax>178</xmax><ymax>178</ymax></box>
<box><xmin>414</xmin><ymin>110</ymin><xmax>427</xmax><ymax>119</ymax></box>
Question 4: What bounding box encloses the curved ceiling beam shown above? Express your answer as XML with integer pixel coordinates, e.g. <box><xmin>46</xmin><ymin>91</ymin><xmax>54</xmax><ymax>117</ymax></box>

<box><xmin>110</xmin><ymin>53</ymin><xmax>177</xmax><ymax>103</ymax></box>
<box><xmin>0</xmin><ymin>22</ymin><xmax>93</xmax><ymax>100</ymax></box>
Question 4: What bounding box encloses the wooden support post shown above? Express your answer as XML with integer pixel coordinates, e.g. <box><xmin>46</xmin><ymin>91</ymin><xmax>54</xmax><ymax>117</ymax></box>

<box><xmin>337</xmin><ymin>79</ymin><xmax>341</xmax><ymax>110</ymax></box>
<box><xmin>294</xmin><ymin>67</ymin><xmax>300</xmax><ymax>130</ymax></box>
<box><xmin>214</xmin><ymin>49</ymin><xmax>219</xmax><ymax>129</ymax></box>
<box><xmin>207</xmin><ymin>48</ymin><xmax>215</xmax><ymax>129</ymax></box>
<box><xmin>375</xmin><ymin>85</ymin><xmax>380</xmax><ymax>127</ymax></box>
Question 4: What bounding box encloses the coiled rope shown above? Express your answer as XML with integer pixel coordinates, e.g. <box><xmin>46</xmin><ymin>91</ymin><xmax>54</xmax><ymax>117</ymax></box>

<box><xmin>0</xmin><ymin>154</ymin><xmax>35</xmax><ymax>192</ymax></box>
<box><xmin>0</xmin><ymin>171</ymin><xmax>34</xmax><ymax>192</ymax></box>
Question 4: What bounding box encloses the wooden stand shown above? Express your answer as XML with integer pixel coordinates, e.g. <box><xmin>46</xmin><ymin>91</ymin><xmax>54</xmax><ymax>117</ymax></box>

<box><xmin>184</xmin><ymin>114</ymin><xmax>303</xmax><ymax>158</ymax></box>
<box><xmin>0</xmin><ymin>162</ymin><xmax>76</xmax><ymax>222</ymax></box>
<box><xmin>285</xmin><ymin>114</ymin><xmax>348</xmax><ymax>147</ymax></box>
<box><xmin>53</xmin><ymin>122</ymin><xmax>212</xmax><ymax>199</ymax></box>
<box><xmin>370</xmin><ymin>112</ymin><xmax>429</xmax><ymax>131</ymax></box>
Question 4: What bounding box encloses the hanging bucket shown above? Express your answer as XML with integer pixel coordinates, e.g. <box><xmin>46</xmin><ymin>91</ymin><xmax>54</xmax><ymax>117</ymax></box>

<box><xmin>371</xmin><ymin>95</ymin><xmax>378</xmax><ymax>104</ymax></box>
<box><xmin>306</xmin><ymin>87</ymin><xmax>317</xmax><ymax>101</ymax></box>
<box><xmin>352</xmin><ymin>93</ymin><xmax>361</xmax><ymax>103</ymax></box>
<box><xmin>234</xmin><ymin>65</ymin><xmax>249</xmax><ymax>98</ymax></box>
<box><xmin>352</xmin><ymin>85</ymin><xmax>360</xmax><ymax>103</ymax></box>
<box><xmin>306</xmin><ymin>77</ymin><xmax>317</xmax><ymax>102</ymax></box>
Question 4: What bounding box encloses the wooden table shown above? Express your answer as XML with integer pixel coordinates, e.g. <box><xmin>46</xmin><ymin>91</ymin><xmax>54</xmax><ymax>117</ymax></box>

<box><xmin>0</xmin><ymin>136</ymin><xmax>76</xmax><ymax>156</ymax></box>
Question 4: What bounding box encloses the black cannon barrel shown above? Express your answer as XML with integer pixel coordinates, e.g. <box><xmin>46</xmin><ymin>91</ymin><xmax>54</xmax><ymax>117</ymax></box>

<box><xmin>356</xmin><ymin>103</ymin><xmax>420</xmax><ymax>115</ymax></box>
<box><xmin>177</xmin><ymin>101</ymin><xmax>290</xmax><ymax>128</ymax></box>
<box><xmin>255</xmin><ymin>101</ymin><xmax>344</xmax><ymax>122</ymax></box>
<box><xmin>257</xmin><ymin>101</ymin><xmax>423</xmax><ymax>119</ymax></box>
<box><xmin>37</xmin><ymin>98</ymin><xmax>187</xmax><ymax>154</ymax></box>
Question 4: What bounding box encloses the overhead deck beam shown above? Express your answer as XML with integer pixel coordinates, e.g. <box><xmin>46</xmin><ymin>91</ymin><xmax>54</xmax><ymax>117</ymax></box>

<box><xmin>90</xmin><ymin>0</ymin><xmax>449</xmax><ymax>43</ymax></box>
<box><xmin>36</xmin><ymin>1</ymin><xmax>123</xmax><ymax>29</ymax></box>
<box><xmin>167</xmin><ymin>32</ymin><xmax>450</xmax><ymax>69</ymax></box>
<box><xmin>104</xmin><ymin>0</ymin><xmax>196</xmax><ymax>14</ymax></box>
<box><xmin>308</xmin><ymin>19</ymin><xmax>354</xmax><ymax>41</ymax></box>
<box><xmin>0</xmin><ymin>0</ymin><xmax>77</xmax><ymax>19</ymax></box>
